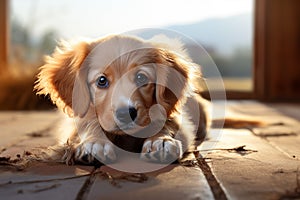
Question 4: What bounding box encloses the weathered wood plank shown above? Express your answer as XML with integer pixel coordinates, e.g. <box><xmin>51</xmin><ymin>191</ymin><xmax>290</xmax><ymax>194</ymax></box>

<box><xmin>0</xmin><ymin>111</ymin><xmax>60</xmax><ymax>151</ymax></box>
<box><xmin>224</xmin><ymin>100</ymin><xmax>300</xmax><ymax>125</ymax></box>
<box><xmin>265</xmin><ymin>135</ymin><xmax>300</xmax><ymax>160</ymax></box>
<box><xmin>269</xmin><ymin>103</ymin><xmax>300</xmax><ymax>121</ymax></box>
<box><xmin>199</xmin><ymin>129</ymin><xmax>300</xmax><ymax>200</ymax></box>
<box><xmin>0</xmin><ymin>111</ymin><xmax>94</xmax><ymax>199</ymax></box>
<box><xmin>225</xmin><ymin>101</ymin><xmax>300</xmax><ymax>160</ymax></box>
<box><xmin>0</xmin><ymin>163</ymin><xmax>93</xmax><ymax>200</ymax></box>
<box><xmin>87</xmin><ymin>164</ymin><xmax>214</xmax><ymax>200</ymax></box>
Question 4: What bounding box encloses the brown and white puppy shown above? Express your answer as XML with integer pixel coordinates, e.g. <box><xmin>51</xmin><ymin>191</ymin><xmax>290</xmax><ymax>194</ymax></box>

<box><xmin>35</xmin><ymin>35</ymin><xmax>209</xmax><ymax>165</ymax></box>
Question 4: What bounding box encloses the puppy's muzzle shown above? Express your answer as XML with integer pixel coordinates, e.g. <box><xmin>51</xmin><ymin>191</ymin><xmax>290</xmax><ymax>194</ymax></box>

<box><xmin>116</xmin><ymin>107</ymin><xmax>137</xmax><ymax>124</ymax></box>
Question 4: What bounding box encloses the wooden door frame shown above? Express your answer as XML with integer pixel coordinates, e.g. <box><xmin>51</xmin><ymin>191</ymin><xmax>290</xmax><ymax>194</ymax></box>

<box><xmin>254</xmin><ymin>0</ymin><xmax>267</xmax><ymax>100</ymax></box>
<box><xmin>254</xmin><ymin>0</ymin><xmax>300</xmax><ymax>101</ymax></box>
<box><xmin>0</xmin><ymin>0</ymin><xmax>9</xmax><ymax>71</ymax></box>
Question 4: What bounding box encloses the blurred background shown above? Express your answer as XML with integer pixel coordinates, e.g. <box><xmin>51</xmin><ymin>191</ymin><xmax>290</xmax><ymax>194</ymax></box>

<box><xmin>1</xmin><ymin>0</ymin><xmax>254</xmax><ymax>110</ymax></box>
<box><xmin>10</xmin><ymin>0</ymin><xmax>254</xmax><ymax>79</ymax></box>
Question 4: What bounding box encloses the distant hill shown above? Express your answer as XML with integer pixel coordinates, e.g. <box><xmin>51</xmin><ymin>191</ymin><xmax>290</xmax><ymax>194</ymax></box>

<box><xmin>166</xmin><ymin>13</ymin><xmax>253</xmax><ymax>55</ymax></box>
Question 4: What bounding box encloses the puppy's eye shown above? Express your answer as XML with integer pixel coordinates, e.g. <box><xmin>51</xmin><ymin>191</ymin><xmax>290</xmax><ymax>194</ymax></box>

<box><xmin>135</xmin><ymin>73</ymin><xmax>149</xmax><ymax>87</ymax></box>
<box><xmin>96</xmin><ymin>75</ymin><xmax>109</xmax><ymax>88</ymax></box>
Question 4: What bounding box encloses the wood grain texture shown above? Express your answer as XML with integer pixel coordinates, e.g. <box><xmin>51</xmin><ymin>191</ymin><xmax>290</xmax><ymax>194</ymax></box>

<box><xmin>255</xmin><ymin>0</ymin><xmax>300</xmax><ymax>101</ymax></box>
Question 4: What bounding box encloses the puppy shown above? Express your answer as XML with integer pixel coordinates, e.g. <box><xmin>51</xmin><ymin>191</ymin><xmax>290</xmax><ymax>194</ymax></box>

<box><xmin>35</xmin><ymin>35</ymin><xmax>210</xmax><ymax>165</ymax></box>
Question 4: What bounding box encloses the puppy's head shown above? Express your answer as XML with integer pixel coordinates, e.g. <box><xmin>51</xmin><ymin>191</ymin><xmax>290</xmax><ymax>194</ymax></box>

<box><xmin>35</xmin><ymin>35</ymin><xmax>201</xmax><ymax>135</ymax></box>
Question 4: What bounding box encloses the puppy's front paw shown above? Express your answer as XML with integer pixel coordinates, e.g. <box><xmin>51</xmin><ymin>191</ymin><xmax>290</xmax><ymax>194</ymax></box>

<box><xmin>141</xmin><ymin>136</ymin><xmax>183</xmax><ymax>163</ymax></box>
<box><xmin>75</xmin><ymin>140</ymin><xmax>116</xmax><ymax>164</ymax></box>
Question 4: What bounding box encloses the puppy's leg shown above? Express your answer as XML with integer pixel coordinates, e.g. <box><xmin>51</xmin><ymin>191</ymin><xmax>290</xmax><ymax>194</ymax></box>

<box><xmin>140</xmin><ymin>131</ymin><xmax>183</xmax><ymax>163</ymax></box>
<box><xmin>74</xmin><ymin>139</ymin><xmax>116</xmax><ymax>165</ymax></box>
<box><xmin>140</xmin><ymin>106</ymin><xmax>202</xmax><ymax>163</ymax></box>
<box><xmin>140</xmin><ymin>115</ymin><xmax>195</xmax><ymax>163</ymax></box>
<box><xmin>66</xmin><ymin>128</ymin><xmax>116</xmax><ymax>165</ymax></box>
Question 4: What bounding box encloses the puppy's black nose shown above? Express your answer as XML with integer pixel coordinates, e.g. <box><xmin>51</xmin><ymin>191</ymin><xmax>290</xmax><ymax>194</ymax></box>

<box><xmin>116</xmin><ymin>107</ymin><xmax>137</xmax><ymax>124</ymax></box>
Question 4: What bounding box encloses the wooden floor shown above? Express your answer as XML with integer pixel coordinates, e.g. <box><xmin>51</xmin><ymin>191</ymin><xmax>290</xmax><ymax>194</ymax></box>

<box><xmin>0</xmin><ymin>101</ymin><xmax>299</xmax><ymax>200</ymax></box>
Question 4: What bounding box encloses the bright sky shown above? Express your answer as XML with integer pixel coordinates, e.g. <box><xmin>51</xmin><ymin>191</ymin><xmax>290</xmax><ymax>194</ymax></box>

<box><xmin>11</xmin><ymin>0</ymin><xmax>253</xmax><ymax>39</ymax></box>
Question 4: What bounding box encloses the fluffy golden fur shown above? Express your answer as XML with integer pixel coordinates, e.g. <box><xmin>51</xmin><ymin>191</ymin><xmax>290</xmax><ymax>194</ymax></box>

<box><xmin>35</xmin><ymin>35</ymin><xmax>209</xmax><ymax>165</ymax></box>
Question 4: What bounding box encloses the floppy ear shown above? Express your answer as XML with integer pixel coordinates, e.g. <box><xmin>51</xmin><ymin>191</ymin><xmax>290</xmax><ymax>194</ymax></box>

<box><xmin>155</xmin><ymin>50</ymin><xmax>194</xmax><ymax>116</ymax></box>
<box><xmin>35</xmin><ymin>41</ymin><xmax>91</xmax><ymax>117</ymax></box>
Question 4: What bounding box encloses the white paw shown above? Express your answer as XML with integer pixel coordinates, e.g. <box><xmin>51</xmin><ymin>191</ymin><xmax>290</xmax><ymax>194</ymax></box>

<box><xmin>140</xmin><ymin>137</ymin><xmax>183</xmax><ymax>163</ymax></box>
<box><xmin>75</xmin><ymin>140</ymin><xmax>116</xmax><ymax>164</ymax></box>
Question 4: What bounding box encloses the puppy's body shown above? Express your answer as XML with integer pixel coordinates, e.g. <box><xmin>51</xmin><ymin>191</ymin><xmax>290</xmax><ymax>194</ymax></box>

<box><xmin>35</xmin><ymin>35</ymin><xmax>209</xmax><ymax>164</ymax></box>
